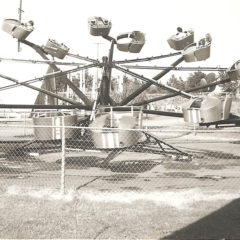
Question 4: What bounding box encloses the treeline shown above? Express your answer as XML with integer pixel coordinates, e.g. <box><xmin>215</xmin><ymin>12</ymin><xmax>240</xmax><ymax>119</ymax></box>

<box><xmin>148</xmin><ymin>72</ymin><xmax>217</xmax><ymax>94</ymax></box>
<box><xmin>72</xmin><ymin>70</ymin><xmax>238</xmax><ymax>102</ymax></box>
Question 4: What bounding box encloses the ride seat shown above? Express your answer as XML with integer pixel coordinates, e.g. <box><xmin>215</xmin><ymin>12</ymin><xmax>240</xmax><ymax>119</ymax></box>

<box><xmin>183</xmin><ymin>42</ymin><xmax>211</xmax><ymax>62</ymax></box>
<box><xmin>167</xmin><ymin>30</ymin><xmax>194</xmax><ymax>50</ymax></box>
<box><xmin>227</xmin><ymin>60</ymin><xmax>240</xmax><ymax>80</ymax></box>
<box><xmin>117</xmin><ymin>31</ymin><xmax>145</xmax><ymax>53</ymax></box>
<box><xmin>2</xmin><ymin>19</ymin><xmax>34</xmax><ymax>40</ymax></box>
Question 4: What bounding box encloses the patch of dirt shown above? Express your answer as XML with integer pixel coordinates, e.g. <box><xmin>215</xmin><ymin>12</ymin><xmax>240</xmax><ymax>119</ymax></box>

<box><xmin>164</xmin><ymin>162</ymin><xmax>202</xmax><ymax>170</ymax></box>
<box><xmin>0</xmin><ymin>158</ymin><xmax>60</xmax><ymax>174</ymax></box>
<box><xmin>164</xmin><ymin>172</ymin><xmax>196</xmax><ymax>178</ymax></box>
<box><xmin>99</xmin><ymin>189</ymin><xmax>110</xmax><ymax>192</ymax></box>
<box><xmin>102</xmin><ymin>174</ymin><xmax>137</xmax><ymax>182</ymax></box>
<box><xmin>144</xmin><ymin>179</ymin><xmax>151</xmax><ymax>182</ymax></box>
<box><xmin>56</xmin><ymin>156</ymin><xmax>104</xmax><ymax>169</ymax></box>
<box><xmin>120</xmin><ymin>186</ymin><xmax>142</xmax><ymax>191</ymax></box>
<box><xmin>191</xmin><ymin>150</ymin><xmax>240</xmax><ymax>160</ymax></box>
<box><xmin>109</xmin><ymin>160</ymin><xmax>158</xmax><ymax>173</ymax></box>
<box><xmin>204</xmin><ymin>165</ymin><xmax>225</xmax><ymax>170</ymax></box>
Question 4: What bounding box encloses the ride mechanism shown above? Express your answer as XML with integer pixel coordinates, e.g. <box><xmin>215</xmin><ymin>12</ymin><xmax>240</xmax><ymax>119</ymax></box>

<box><xmin>0</xmin><ymin>2</ymin><xmax>240</xmax><ymax>165</ymax></box>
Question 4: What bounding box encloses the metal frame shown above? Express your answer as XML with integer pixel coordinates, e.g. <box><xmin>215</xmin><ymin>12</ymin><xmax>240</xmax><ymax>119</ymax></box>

<box><xmin>0</xmin><ymin>33</ymin><xmax>235</xmax><ymax>116</ymax></box>
<box><xmin>0</xmin><ymin>4</ymin><xmax>239</xmax><ymax>168</ymax></box>
<box><xmin>0</xmin><ymin>15</ymin><xmax>239</xmax><ymax>128</ymax></box>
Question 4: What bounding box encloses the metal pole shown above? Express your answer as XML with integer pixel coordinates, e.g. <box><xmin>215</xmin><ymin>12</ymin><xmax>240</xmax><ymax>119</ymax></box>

<box><xmin>21</xmin><ymin>40</ymin><xmax>93</xmax><ymax>105</ymax></box>
<box><xmin>133</xmin><ymin>77</ymin><xmax>231</xmax><ymax>106</ymax></box>
<box><xmin>93</xmin><ymin>43</ymin><xmax>103</xmax><ymax>100</ymax></box>
<box><xmin>24</xmin><ymin>112</ymin><xmax>26</xmax><ymax>136</ymax></box>
<box><xmin>18</xmin><ymin>0</ymin><xmax>23</xmax><ymax>52</ymax></box>
<box><xmin>0</xmin><ymin>73</ymin><xmax>82</xmax><ymax>105</ymax></box>
<box><xmin>61</xmin><ymin>118</ymin><xmax>66</xmax><ymax>195</ymax></box>
<box><xmin>120</xmin><ymin>56</ymin><xmax>184</xmax><ymax>105</ymax></box>
<box><xmin>0</xmin><ymin>104</ymin><xmax>93</xmax><ymax>110</ymax></box>
<box><xmin>114</xmin><ymin>64</ymin><xmax>193</xmax><ymax>98</ymax></box>
<box><xmin>99</xmin><ymin>40</ymin><xmax>115</xmax><ymax>105</ymax></box>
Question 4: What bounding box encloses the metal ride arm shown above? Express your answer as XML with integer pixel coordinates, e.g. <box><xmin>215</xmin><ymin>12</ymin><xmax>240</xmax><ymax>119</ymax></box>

<box><xmin>113</xmin><ymin>52</ymin><xmax>182</xmax><ymax>64</ymax></box>
<box><xmin>21</xmin><ymin>40</ymin><xmax>93</xmax><ymax>105</ymax></box>
<box><xmin>120</xmin><ymin>65</ymin><xmax>228</xmax><ymax>72</ymax></box>
<box><xmin>0</xmin><ymin>73</ymin><xmax>84</xmax><ymax>106</ymax></box>
<box><xmin>140</xmin><ymin>131</ymin><xmax>189</xmax><ymax>157</ymax></box>
<box><xmin>99</xmin><ymin>40</ymin><xmax>115</xmax><ymax>105</ymax></box>
<box><xmin>114</xmin><ymin>64</ymin><xmax>193</xmax><ymax>99</ymax></box>
<box><xmin>133</xmin><ymin>77</ymin><xmax>232</xmax><ymax>106</ymax></box>
<box><xmin>0</xmin><ymin>104</ymin><xmax>92</xmax><ymax>110</ymax></box>
<box><xmin>90</xmin><ymin>76</ymin><xmax>103</xmax><ymax>121</ymax></box>
<box><xmin>104</xmin><ymin>106</ymin><xmax>183</xmax><ymax>117</ymax></box>
<box><xmin>119</xmin><ymin>56</ymin><xmax>185</xmax><ymax>105</ymax></box>
<box><xmin>102</xmin><ymin>35</ymin><xmax>116</xmax><ymax>43</ymax></box>
<box><xmin>97</xmin><ymin>130</ymin><xmax>190</xmax><ymax>167</ymax></box>
<box><xmin>0</xmin><ymin>63</ymin><xmax>98</xmax><ymax>92</ymax></box>
<box><xmin>0</xmin><ymin>57</ymin><xmax>85</xmax><ymax>66</ymax></box>
<box><xmin>67</xmin><ymin>53</ymin><xmax>99</xmax><ymax>64</ymax></box>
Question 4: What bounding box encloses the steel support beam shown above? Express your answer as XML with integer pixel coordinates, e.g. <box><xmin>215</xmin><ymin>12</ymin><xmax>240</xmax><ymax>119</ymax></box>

<box><xmin>67</xmin><ymin>53</ymin><xmax>99</xmax><ymax>64</ymax></box>
<box><xmin>119</xmin><ymin>56</ymin><xmax>184</xmax><ymax>105</ymax></box>
<box><xmin>103</xmin><ymin>107</ymin><xmax>183</xmax><ymax>117</ymax></box>
<box><xmin>114</xmin><ymin>64</ymin><xmax>193</xmax><ymax>99</ymax></box>
<box><xmin>0</xmin><ymin>73</ymin><xmax>84</xmax><ymax>106</ymax></box>
<box><xmin>0</xmin><ymin>57</ymin><xmax>85</xmax><ymax>66</ymax></box>
<box><xmin>99</xmin><ymin>40</ymin><xmax>115</xmax><ymax>105</ymax></box>
<box><xmin>121</xmin><ymin>65</ymin><xmax>228</xmax><ymax>72</ymax></box>
<box><xmin>0</xmin><ymin>63</ymin><xmax>97</xmax><ymax>92</ymax></box>
<box><xmin>21</xmin><ymin>40</ymin><xmax>92</xmax><ymax>105</ymax></box>
<box><xmin>0</xmin><ymin>104</ymin><xmax>92</xmax><ymax>110</ymax></box>
<box><xmin>133</xmin><ymin>78</ymin><xmax>232</xmax><ymax>106</ymax></box>
<box><xmin>113</xmin><ymin>52</ymin><xmax>182</xmax><ymax>64</ymax></box>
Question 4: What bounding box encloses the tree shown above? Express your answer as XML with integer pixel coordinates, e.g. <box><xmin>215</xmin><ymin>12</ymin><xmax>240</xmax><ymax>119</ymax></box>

<box><xmin>110</xmin><ymin>75</ymin><xmax>147</xmax><ymax>104</ymax></box>
<box><xmin>218</xmin><ymin>71</ymin><xmax>239</xmax><ymax>93</ymax></box>
<box><xmin>184</xmin><ymin>72</ymin><xmax>207</xmax><ymax>91</ymax></box>
<box><xmin>167</xmin><ymin>74</ymin><xmax>185</xmax><ymax>90</ymax></box>
<box><xmin>84</xmin><ymin>69</ymin><xmax>94</xmax><ymax>91</ymax></box>
<box><xmin>205</xmin><ymin>72</ymin><xmax>216</xmax><ymax>92</ymax></box>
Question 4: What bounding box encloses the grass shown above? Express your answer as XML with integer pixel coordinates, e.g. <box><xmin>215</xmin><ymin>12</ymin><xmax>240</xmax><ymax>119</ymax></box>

<box><xmin>0</xmin><ymin>186</ymin><xmax>240</xmax><ymax>239</ymax></box>
<box><xmin>0</xmin><ymin>194</ymin><xmax>77</xmax><ymax>238</ymax></box>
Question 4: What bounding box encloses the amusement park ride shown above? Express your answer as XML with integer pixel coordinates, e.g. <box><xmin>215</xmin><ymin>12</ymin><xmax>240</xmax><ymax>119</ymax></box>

<box><xmin>0</xmin><ymin>1</ymin><xmax>240</xmax><ymax>164</ymax></box>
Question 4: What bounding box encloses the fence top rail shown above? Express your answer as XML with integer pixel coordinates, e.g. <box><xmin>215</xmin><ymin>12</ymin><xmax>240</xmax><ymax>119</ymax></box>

<box><xmin>0</xmin><ymin>124</ymin><xmax>240</xmax><ymax>133</ymax></box>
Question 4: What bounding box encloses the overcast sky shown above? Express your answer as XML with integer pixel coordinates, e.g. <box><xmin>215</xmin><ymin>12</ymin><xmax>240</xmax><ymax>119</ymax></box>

<box><xmin>0</xmin><ymin>0</ymin><xmax>239</xmax><ymax>104</ymax></box>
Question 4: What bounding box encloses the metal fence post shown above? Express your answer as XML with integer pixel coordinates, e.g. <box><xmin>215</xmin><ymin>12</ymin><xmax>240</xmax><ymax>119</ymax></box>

<box><xmin>61</xmin><ymin>118</ymin><xmax>66</xmax><ymax>194</ymax></box>
<box><xmin>24</xmin><ymin>112</ymin><xmax>26</xmax><ymax>136</ymax></box>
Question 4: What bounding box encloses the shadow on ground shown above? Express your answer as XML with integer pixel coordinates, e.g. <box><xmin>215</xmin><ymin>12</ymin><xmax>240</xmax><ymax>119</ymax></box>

<box><xmin>56</xmin><ymin>156</ymin><xmax>158</xmax><ymax>173</ymax></box>
<box><xmin>163</xmin><ymin>198</ymin><xmax>240</xmax><ymax>239</ymax></box>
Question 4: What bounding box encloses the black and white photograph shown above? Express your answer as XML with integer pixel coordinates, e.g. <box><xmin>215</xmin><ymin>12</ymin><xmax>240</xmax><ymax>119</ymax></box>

<box><xmin>0</xmin><ymin>0</ymin><xmax>240</xmax><ymax>239</ymax></box>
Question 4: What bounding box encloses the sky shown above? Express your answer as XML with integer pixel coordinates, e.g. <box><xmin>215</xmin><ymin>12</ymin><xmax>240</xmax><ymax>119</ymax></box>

<box><xmin>0</xmin><ymin>0</ymin><xmax>240</xmax><ymax>104</ymax></box>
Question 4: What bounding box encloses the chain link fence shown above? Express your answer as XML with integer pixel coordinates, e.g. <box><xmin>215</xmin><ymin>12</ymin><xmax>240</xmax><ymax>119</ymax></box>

<box><xmin>0</xmin><ymin>119</ymin><xmax>240</xmax><ymax>194</ymax></box>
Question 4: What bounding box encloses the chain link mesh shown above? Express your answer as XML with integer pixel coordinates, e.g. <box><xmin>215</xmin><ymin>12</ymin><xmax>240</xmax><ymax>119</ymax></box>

<box><xmin>0</xmin><ymin>119</ymin><xmax>240</xmax><ymax>193</ymax></box>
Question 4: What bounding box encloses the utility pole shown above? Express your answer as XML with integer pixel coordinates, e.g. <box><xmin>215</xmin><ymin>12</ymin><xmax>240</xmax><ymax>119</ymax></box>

<box><xmin>92</xmin><ymin>42</ymin><xmax>103</xmax><ymax>100</ymax></box>
<box><xmin>18</xmin><ymin>0</ymin><xmax>24</xmax><ymax>52</ymax></box>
